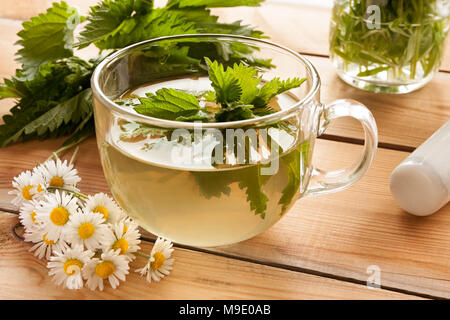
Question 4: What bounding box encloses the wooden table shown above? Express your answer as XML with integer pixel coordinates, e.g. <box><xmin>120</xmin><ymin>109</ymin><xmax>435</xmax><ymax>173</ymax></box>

<box><xmin>1</xmin><ymin>0</ymin><xmax>449</xmax><ymax>300</ymax></box>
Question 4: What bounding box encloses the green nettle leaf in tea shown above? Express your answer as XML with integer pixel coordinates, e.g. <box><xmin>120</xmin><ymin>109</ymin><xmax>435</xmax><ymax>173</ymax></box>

<box><xmin>130</xmin><ymin>58</ymin><xmax>306</xmax><ymax>123</ymax></box>
<box><xmin>0</xmin><ymin>0</ymin><xmax>267</xmax><ymax>147</ymax></box>
<box><xmin>329</xmin><ymin>0</ymin><xmax>450</xmax><ymax>83</ymax></box>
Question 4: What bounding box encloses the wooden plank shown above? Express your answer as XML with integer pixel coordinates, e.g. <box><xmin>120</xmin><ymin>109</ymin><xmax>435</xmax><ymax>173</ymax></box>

<box><xmin>0</xmin><ymin>212</ymin><xmax>416</xmax><ymax>299</ymax></box>
<box><xmin>0</xmin><ymin>137</ymin><xmax>449</xmax><ymax>298</ymax></box>
<box><xmin>214</xmin><ymin>2</ymin><xmax>331</xmax><ymax>57</ymax></box>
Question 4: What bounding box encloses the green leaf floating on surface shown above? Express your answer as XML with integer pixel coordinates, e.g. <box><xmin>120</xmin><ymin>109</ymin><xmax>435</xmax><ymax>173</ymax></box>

<box><xmin>135</xmin><ymin>88</ymin><xmax>202</xmax><ymax>120</ymax></box>
<box><xmin>205</xmin><ymin>58</ymin><xmax>243</xmax><ymax>105</ymax></box>
<box><xmin>130</xmin><ymin>58</ymin><xmax>306</xmax><ymax>123</ymax></box>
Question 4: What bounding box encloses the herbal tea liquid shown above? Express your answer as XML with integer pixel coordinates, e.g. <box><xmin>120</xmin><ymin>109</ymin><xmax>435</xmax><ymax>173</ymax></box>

<box><xmin>98</xmin><ymin>78</ymin><xmax>312</xmax><ymax>247</ymax></box>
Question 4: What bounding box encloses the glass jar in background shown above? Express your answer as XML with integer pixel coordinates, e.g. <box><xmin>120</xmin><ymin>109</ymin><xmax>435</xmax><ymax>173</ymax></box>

<box><xmin>329</xmin><ymin>0</ymin><xmax>450</xmax><ymax>94</ymax></box>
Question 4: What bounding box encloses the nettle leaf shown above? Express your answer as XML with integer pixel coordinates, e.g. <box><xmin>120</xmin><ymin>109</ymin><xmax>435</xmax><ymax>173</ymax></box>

<box><xmin>238</xmin><ymin>165</ymin><xmax>270</xmax><ymax>218</ymax></box>
<box><xmin>16</xmin><ymin>1</ymin><xmax>83</xmax><ymax>78</ymax></box>
<box><xmin>229</xmin><ymin>63</ymin><xmax>260</xmax><ymax>104</ymax></box>
<box><xmin>0</xmin><ymin>79</ymin><xmax>22</xmax><ymax>99</ymax></box>
<box><xmin>254</xmin><ymin>77</ymin><xmax>306</xmax><ymax>108</ymax></box>
<box><xmin>214</xmin><ymin>104</ymin><xmax>254</xmax><ymax>122</ymax></box>
<box><xmin>77</xmin><ymin>0</ymin><xmax>136</xmax><ymax>49</ymax></box>
<box><xmin>0</xmin><ymin>57</ymin><xmax>93</xmax><ymax>147</ymax></box>
<box><xmin>205</xmin><ymin>57</ymin><xmax>242</xmax><ymax>104</ymax></box>
<box><xmin>23</xmin><ymin>89</ymin><xmax>92</xmax><ymax>136</ymax></box>
<box><xmin>175</xmin><ymin>113</ymin><xmax>209</xmax><ymax>122</ymax></box>
<box><xmin>0</xmin><ymin>89</ymin><xmax>92</xmax><ymax>147</ymax></box>
<box><xmin>78</xmin><ymin>2</ymin><xmax>196</xmax><ymax>49</ymax></box>
<box><xmin>134</xmin><ymin>88</ymin><xmax>201</xmax><ymax>120</ymax></box>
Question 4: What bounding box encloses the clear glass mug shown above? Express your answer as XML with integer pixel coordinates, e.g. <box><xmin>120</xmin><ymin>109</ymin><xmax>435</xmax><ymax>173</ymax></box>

<box><xmin>91</xmin><ymin>35</ymin><xmax>378</xmax><ymax>247</ymax></box>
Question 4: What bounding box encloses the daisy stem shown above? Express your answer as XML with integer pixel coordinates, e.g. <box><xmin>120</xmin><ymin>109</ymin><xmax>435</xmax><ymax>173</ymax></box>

<box><xmin>134</xmin><ymin>251</ymin><xmax>151</xmax><ymax>259</ymax></box>
<box><xmin>47</xmin><ymin>186</ymin><xmax>89</xmax><ymax>200</ymax></box>
<box><xmin>46</xmin><ymin>136</ymin><xmax>88</xmax><ymax>163</ymax></box>
<box><xmin>69</xmin><ymin>146</ymin><xmax>80</xmax><ymax>166</ymax></box>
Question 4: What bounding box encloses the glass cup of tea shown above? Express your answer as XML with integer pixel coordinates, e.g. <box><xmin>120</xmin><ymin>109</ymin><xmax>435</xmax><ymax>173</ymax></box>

<box><xmin>91</xmin><ymin>34</ymin><xmax>378</xmax><ymax>247</ymax></box>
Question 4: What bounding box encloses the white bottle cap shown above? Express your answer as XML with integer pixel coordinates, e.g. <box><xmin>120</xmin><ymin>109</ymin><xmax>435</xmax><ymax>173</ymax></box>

<box><xmin>390</xmin><ymin>121</ymin><xmax>450</xmax><ymax>217</ymax></box>
<box><xmin>390</xmin><ymin>161</ymin><xmax>449</xmax><ymax>216</ymax></box>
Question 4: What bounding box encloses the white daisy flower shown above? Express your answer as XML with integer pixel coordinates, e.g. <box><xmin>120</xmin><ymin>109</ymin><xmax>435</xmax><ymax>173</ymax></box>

<box><xmin>36</xmin><ymin>190</ymin><xmax>79</xmax><ymax>242</ymax></box>
<box><xmin>34</xmin><ymin>158</ymin><xmax>81</xmax><ymax>192</ymax></box>
<box><xmin>83</xmin><ymin>249</ymin><xmax>129</xmax><ymax>291</ymax></box>
<box><xmin>9</xmin><ymin>170</ymin><xmax>45</xmax><ymax>206</ymax></box>
<box><xmin>136</xmin><ymin>237</ymin><xmax>174</xmax><ymax>283</ymax></box>
<box><xmin>103</xmin><ymin>218</ymin><xmax>141</xmax><ymax>260</ymax></box>
<box><xmin>84</xmin><ymin>193</ymin><xmax>123</xmax><ymax>224</ymax></box>
<box><xmin>48</xmin><ymin>245</ymin><xmax>94</xmax><ymax>290</ymax></box>
<box><xmin>19</xmin><ymin>199</ymin><xmax>42</xmax><ymax>231</ymax></box>
<box><xmin>66</xmin><ymin>210</ymin><xmax>110</xmax><ymax>250</ymax></box>
<box><xmin>25</xmin><ymin>228</ymin><xmax>69</xmax><ymax>260</ymax></box>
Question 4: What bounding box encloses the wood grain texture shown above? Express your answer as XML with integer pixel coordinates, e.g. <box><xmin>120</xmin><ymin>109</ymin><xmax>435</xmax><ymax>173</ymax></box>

<box><xmin>0</xmin><ymin>212</ymin><xmax>416</xmax><ymax>300</ymax></box>
<box><xmin>0</xmin><ymin>137</ymin><xmax>449</xmax><ymax>298</ymax></box>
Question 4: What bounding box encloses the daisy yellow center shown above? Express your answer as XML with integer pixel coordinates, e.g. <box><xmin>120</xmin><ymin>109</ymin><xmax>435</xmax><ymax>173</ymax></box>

<box><xmin>78</xmin><ymin>222</ymin><xmax>95</xmax><ymax>239</ymax></box>
<box><xmin>42</xmin><ymin>233</ymin><xmax>55</xmax><ymax>245</ymax></box>
<box><xmin>30</xmin><ymin>212</ymin><xmax>38</xmax><ymax>225</ymax></box>
<box><xmin>123</xmin><ymin>225</ymin><xmax>128</xmax><ymax>235</ymax></box>
<box><xmin>95</xmin><ymin>261</ymin><xmax>115</xmax><ymax>279</ymax></box>
<box><xmin>151</xmin><ymin>252</ymin><xmax>165</xmax><ymax>270</ymax></box>
<box><xmin>94</xmin><ymin>206</ymin><xmax>108</xmax><ymax>220</ymax></box>
<box><xmin>113</xmin><ymin>238</ymin><xmax>129</xmax><ymax>255</ymax></box>
<box><xmin>49</xmin><ymin>207</ymin><xmax>69</xmax><ymax>226</ymax></box>
<box><xmin>49</xmin><ymin>176</ymin><xmax>64</xmax><ymax>188</ymax></box>
<box><xmin>37</xmin><ymin>184</ymin><xmax>43</xmax><ymax>193</ymax></box>
<box><xmin>63</xmin><ymin>259</ymin><xmax>83</xmax><ymax>276</ymax></box>
<box><xmin>21</xmin><ymin>185</ymin><xmax>34</xmax><ymax>200</ymax></box>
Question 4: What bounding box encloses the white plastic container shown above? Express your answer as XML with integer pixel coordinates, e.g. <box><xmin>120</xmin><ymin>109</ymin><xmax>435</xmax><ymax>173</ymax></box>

<box><xmin>390</xmin><ymin>121</ymin><xmax>450</xmax><ymax>216</ymax></box>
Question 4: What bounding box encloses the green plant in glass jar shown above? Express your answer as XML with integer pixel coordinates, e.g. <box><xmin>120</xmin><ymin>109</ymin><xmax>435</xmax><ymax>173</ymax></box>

<box><xmin>329</xmin><ymin>0</ymin><xmax>450</xmax><ymax>93</ymax></box>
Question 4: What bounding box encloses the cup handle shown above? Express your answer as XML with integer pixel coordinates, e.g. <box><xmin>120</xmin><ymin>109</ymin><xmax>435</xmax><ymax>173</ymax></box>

<box><xmin>305</xmin><ymin>99</ymin><xmax>378</xmax><ymax>196</ymax></box>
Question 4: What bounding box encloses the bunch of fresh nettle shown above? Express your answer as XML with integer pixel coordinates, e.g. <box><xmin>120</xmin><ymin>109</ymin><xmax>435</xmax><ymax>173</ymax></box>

<box><xmin>11</xmin><ymin>152</ymin><xmax>174</xmax><ymax>290</ymax></box>
<box><xmin>0</xmin><ymin>0</ymin><xmax>266</xmax><ymax>148</ymax></box>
